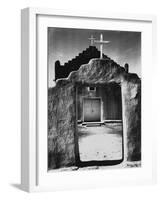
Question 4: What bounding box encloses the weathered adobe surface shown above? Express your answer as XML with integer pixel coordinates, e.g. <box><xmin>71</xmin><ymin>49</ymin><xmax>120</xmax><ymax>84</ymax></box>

<box><xmin>48</xmin><ymin>58</ymin><xmax>141</xmax><ymax>169</ymax></box>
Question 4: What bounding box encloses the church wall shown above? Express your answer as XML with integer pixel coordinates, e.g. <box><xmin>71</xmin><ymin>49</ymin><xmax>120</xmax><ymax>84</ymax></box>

<box><xmin>121</xmin><ymin>79</ymin><xmax>141</xmax><ymax>161</ymax></box>
<box><xmin>48</xmin><ymin>81</ymin><xmax>77</xmax><ymax>169</ymax></box>
<box><xmin>48</xmin><ymin>59</ymin><xmax>141</xmax><ymax>169</ymax></box>
<box><xmin>97</xmin><ymin>84</ymin><xmax>122</xmax><ymax>120</ymax></box>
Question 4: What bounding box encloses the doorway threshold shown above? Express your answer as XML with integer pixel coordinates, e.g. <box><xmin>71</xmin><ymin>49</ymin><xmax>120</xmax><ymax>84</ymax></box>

<box><xmin>104</xmin><ymin>120</ymin><xmax>122</xmax><ymax>123</ymax></box>
<box><xmin>82</xmin><ymin>121</ymin><xmax>105</xmax><ymax>127</ymax></box>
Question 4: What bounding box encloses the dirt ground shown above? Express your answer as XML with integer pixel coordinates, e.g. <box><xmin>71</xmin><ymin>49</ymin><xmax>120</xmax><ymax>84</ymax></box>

<box><xmin>78</xmin><ymin>123</ymin><xmax>123</xmax><ymax>161</ymax></box>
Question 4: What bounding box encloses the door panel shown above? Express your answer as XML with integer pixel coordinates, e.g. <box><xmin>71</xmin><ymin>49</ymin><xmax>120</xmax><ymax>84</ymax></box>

<box><xmin>83</xmin><ymin>98</ymin><xmax>101</xmax><ymax>122</ymax></box>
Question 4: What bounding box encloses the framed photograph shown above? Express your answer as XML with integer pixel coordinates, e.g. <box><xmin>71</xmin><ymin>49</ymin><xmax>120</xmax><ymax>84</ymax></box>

<box><xmin>21</xmin><ymin>7</ymin><xmax>157</xmax><ymax>192</ymax></box>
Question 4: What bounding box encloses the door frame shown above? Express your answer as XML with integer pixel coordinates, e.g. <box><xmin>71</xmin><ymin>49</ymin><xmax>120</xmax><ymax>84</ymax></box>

<box><xmin>83</xmin><ymin>97</ymin><xmax>102</xmax><ymax>123</ymax></box>
<box><xmin>75</xmin><ymin>86</ymin><xmax>124</xmax><ymax>167</ymax></box>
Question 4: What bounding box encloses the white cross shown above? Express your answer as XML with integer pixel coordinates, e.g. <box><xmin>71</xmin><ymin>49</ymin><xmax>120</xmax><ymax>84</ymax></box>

<box><xmin>88</xmin><ymin>35</ymin><xmax>96</xmax><ymax>46</ymax></box>
<box><xmin>94</xmin><ymin>34</ymin><xmax>110</xmax><ymax>59</ymax></box>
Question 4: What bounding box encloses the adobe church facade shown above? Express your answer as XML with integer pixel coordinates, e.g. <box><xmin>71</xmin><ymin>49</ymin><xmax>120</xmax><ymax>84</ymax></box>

<box><xmin>48</xmin><ymin>55</ymin><xmax>141</xmax><ymax>169</ymax></box>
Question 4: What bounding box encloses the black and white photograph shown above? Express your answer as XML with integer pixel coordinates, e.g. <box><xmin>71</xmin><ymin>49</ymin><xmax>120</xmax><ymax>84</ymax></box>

<box><xmin>48</xmin><ymin>27</ymin><xmax>141</xmax><ymax>171</ymax></box>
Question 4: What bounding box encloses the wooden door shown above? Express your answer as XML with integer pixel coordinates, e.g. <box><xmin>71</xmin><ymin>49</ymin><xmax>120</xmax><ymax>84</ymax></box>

<box><xmin>83</xmin><ymin>98</ymin><xmax>101</xmax><ymax>122</ymax></box>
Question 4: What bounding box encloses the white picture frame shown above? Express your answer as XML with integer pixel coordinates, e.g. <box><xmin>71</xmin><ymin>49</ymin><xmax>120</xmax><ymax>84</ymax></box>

<box><xmin>21</xmin><ymin>7</ymin><xmax>157</xmax><ymax>192</ymax></box>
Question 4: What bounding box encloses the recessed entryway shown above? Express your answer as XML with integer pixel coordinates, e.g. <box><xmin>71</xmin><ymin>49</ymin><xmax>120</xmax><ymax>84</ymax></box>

<box><xmin>76</xmin><ymin>83</ymin><xmax>123</xmax><ymax>166</ymax></box>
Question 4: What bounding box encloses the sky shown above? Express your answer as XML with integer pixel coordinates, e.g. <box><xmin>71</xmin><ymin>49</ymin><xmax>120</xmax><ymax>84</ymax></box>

<box><xmin>48</xmin><ymin>27</ymin><xmax>141</xmax><ymax>87</ymax></box>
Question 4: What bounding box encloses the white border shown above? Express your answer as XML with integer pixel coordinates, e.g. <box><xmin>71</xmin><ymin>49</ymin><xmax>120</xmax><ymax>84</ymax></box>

<box><xmin>21</xmin><ymin>7</ymin><xmax>157</xmax><ymax>192</ymax></box>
